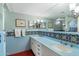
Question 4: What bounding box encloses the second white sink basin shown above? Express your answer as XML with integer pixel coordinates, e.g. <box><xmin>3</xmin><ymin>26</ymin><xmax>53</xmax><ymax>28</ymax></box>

<box><xmin>53</xmin><ymin>45</ymin><xmax>73</xmax><ymax>53</ymax></box>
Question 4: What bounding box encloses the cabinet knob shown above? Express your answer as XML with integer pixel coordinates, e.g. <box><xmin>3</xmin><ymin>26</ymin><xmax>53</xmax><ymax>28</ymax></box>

<box><xmin>37</xmin><ymin>44</ymin><xmax>40</xmax><ymax>47</ymax></box>
<box><xmin>37</xmin><ymin>48</ymin><xmax>40</xmax><ymax>51</ymax></box>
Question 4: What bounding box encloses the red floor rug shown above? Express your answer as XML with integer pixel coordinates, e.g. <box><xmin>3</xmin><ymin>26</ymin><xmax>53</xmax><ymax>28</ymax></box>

<box><xmin>10</xmin><ymin>50</ymin><xmax>35</xmax><ymax>56</ymax></box>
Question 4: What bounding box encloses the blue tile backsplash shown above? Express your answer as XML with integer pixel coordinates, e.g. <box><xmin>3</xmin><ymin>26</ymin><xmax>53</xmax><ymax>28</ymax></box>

<box><xmin>26</xmin><ymin>31</ymin><xmax>79</xmax><ymax>44</ymax></box>
<box><xmin>6</xmin><ymin>30</ymin><xmax>79</xmax><ymax>44</ymax></box>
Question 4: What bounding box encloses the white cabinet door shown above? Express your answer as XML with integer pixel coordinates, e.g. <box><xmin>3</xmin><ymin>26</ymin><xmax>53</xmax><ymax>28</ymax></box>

<box><xmin>31</xmin><ymin>38</ymin><xmax>42</xmax><ymax>56</ymax></box>
<box><xmin>35</xmin><ymin>41</ymin><xmax>42</xmax><ymax>56</ymax></box>
<box><xmin>31</xmin><ymin>39</ymin><xmax>37</xmax><ymax>55</ymax></box>
<box><xmin>31</xmin><ymin>38</ymin><xmax>59</xmax><ymax>56</ymax></box>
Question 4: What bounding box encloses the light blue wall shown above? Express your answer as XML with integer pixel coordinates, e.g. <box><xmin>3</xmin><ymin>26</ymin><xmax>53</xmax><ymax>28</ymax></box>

<box><xmin>6</xmin><ymin>36</ymin><xmax>30</xmax><ymax>55</ymax></box>
<box><xmin>4</xmin><ymin>4</ymin><xmax>31</xmax><ymax>55</ymax></box>
<box><xmin>4</xmin><ymin>4</ymin><xmax>50</xmax><ymax>55</ymax></box>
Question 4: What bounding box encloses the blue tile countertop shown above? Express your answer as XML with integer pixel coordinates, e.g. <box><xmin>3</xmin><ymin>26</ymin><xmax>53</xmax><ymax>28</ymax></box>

<box><xmin>29</xmin><ymin>35</ymin><xmax>79</xmax><ymax>56</ymax></box>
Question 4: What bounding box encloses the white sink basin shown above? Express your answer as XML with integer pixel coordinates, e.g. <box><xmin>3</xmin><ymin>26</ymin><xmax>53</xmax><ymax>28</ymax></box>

<box><xmin>53</xmin><ymin>45</ymin><xmax>73</xmax><ymax>53</ymax></box>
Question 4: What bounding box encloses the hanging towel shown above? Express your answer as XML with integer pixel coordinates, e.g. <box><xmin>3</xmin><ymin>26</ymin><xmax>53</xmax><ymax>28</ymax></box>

<box><xmin>22</xmin><ymin>29</ymin><xmax>26</xmax><ymax>37</ymax></box>
<box><xmin>15</xmin><ymin>28</ymin><xmax>21</xmax><ymax>37</ymax></box>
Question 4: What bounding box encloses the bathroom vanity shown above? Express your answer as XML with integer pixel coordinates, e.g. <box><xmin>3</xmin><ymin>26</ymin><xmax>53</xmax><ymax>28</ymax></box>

<box><xmin>30</xmin><ymin>36</ymin><xmax>59</xmax><ymax>56</ymax></box>
<box><xmin>30</xmin><ymin>35</ymin><xmax>79</xmax><ymax>56</ymax></box>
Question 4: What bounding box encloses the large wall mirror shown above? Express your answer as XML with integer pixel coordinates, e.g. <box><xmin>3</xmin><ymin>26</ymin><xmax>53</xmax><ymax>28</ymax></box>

<box><xmin>47</xmin><ymin>3</ymin><xmax>79</xmax><ymax>32</ymax></box>
<box><xmin>28</xmin><ymin>3</ymin><xmax>79</xmax><ymax>32</ymax></box>
<box><xmin>47</xmin><ymin>16</ymin><xmax>77</xmax><ymax>32</ymax></box>
<box><xmin>29</xmin><ymin>19</ymin><xmax>46</xmax><ymax>29</ymax></box>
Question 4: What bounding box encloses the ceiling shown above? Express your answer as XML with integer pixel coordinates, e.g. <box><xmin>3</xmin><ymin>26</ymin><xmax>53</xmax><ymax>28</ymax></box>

<box><xmin>6</xmin><ymin>3</ymin><xmax>70</xmax><ymax>19</ymax></box>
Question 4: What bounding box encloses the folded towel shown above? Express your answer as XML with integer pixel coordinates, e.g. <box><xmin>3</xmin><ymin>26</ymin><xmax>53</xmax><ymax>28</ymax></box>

<box><xmin>15</xmin><ymin>28</ymin><xmax>21</xmax><ymax>37</ymax></box>
<box><xmin>22</xmin><ymin>29</ymin><xmax>26</xmax><ymax>37</ymax></box>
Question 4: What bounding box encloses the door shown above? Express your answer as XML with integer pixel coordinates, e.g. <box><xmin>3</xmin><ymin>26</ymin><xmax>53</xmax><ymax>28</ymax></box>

<box><xmin>0</xmin><ymin>32</ymin><xmax>5</xmax><ymax>56</ymax></box>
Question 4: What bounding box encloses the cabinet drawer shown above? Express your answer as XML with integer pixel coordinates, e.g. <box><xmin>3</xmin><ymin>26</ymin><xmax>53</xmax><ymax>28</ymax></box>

<box><xmin>37</xmin><ymin>44</ymin><xmax>41</xmax><ymax>47</ymax></box>
<box><xmin>36</xmin><ymin>41</ymin><xmax>41</xmax><ymax>47</ymax></box>
<box><xmin>36</xmin><ymin>41</ymin><xmax>42</xmax><ymax>56</ymax></box>
<box><xmin>36</xmin><ymin>51</ymin><xmax>41</xmax><ymax>56</ymax></box>
<box><xmin>37</xmin><ymin>48</ymin><xmax>40</xmax><ymax>51</ymax></box>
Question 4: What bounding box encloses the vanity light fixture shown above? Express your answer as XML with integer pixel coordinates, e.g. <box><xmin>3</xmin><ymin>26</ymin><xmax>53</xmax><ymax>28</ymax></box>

<box><xmin>40</xmin><ymin>20</ymin><xmax>44</xmax><ymax>23</ymax></box>
<box><xmin>75</xmin><ymin>6</ymin><xmax>79</xmax><ymax>13</ymax></box>
<box><xmin>34</xmin><ymin>20</ymin><xmax>37</xmax><ymax>23</ymax></box>
<box><xmin>55</xmin><ymin>20</ymin><xmax>60</xmax><ymax>25</ymax></box>
<box><xmin>55</xmin><ymin>18</ymin><xmax>62</xmax><ymax>25</ymax></box>
<box><xmin>69</xmin><ymin>3</ymin><xmax>79</xmax><ymax>16</ymax></box>
<box><xmin>69</xmin><ymin>3</ymin><xmax>76</xmax><ymax>11</ymax></box>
